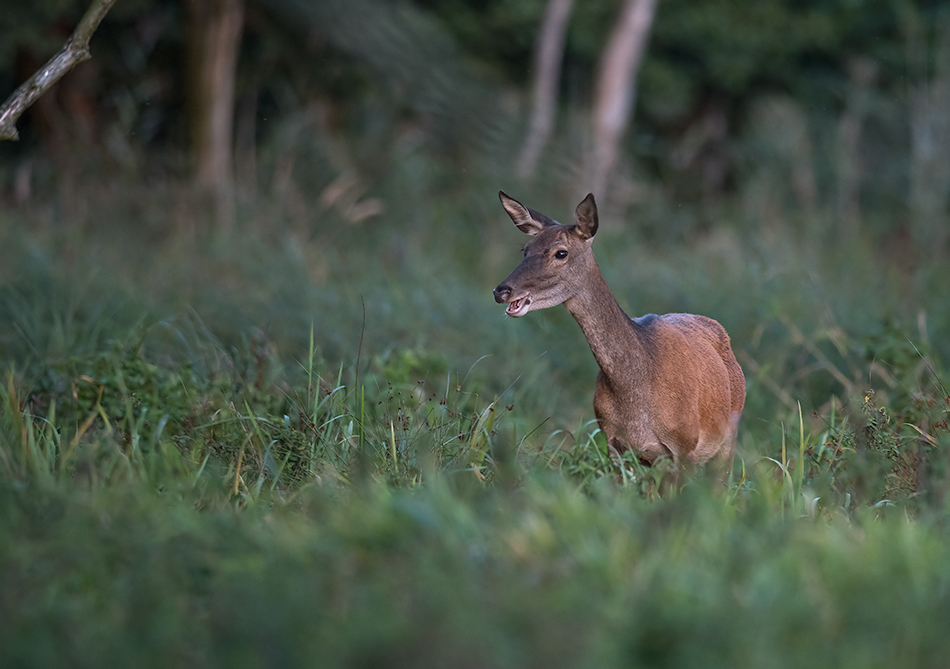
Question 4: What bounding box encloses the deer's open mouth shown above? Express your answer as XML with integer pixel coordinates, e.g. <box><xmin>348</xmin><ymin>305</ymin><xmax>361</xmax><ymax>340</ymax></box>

<box><xmin>505</xmin><ymin>295</ymin><xmax>531</xmax><ymax>317</ymax></box>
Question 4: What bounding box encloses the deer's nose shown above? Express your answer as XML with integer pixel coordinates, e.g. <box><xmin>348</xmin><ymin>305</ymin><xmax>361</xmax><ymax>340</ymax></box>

<box><xmin>493</xmin><ymin>284</ymin><xmax>511</xmax><ymax>303</ymax></box>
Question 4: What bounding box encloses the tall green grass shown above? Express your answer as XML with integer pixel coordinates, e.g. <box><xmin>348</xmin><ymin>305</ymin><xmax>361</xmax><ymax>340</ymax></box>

<box><xmin>3</xmin><ymin>445</ymin><xmax>950</xmax><ymax>667</ymax></box>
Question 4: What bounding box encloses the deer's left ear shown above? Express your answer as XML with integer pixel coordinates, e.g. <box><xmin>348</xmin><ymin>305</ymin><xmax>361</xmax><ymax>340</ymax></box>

<box><xmin>574</xmin><ymin>193</ymin><xmax>598</xmax><ymax>239</ymax></box>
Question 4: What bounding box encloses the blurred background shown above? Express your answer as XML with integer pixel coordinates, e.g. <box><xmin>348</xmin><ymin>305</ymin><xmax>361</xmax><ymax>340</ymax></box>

<box><xmin>1</xmin><ymin>0</ymin><xmax>949</xmax><ymax>448</ymax></box>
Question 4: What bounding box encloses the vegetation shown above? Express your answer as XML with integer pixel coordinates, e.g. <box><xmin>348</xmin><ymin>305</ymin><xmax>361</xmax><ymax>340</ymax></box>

<box><xmin>3</xmin><ymin>0</ymin><xmax>950</xmax><ymax>666</ymax></box>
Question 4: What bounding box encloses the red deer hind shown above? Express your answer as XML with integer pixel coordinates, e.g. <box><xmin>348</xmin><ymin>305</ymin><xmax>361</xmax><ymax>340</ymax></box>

<box><xmin>493</xmin><ymin>191</ymin><xmax>745</xmax><ymax>473</ymax></box>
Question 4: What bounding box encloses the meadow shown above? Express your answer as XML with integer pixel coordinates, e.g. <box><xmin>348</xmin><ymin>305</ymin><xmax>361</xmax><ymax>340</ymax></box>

<box><xmin>2</xmin><ymin>123</ymin><xmax>950</xmax><ymax>667</ymax></box>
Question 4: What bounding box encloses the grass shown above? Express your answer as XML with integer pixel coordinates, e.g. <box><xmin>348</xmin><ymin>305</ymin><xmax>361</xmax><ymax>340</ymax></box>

<box><xmin>2</xmin><ymin>140</ymin><xmax>950</xmax><ymax>666</ymax></box>
<box><xmin>4</xmin><ymin>453</ymin><xmax>950</xmax><ymax>667</ymax></box>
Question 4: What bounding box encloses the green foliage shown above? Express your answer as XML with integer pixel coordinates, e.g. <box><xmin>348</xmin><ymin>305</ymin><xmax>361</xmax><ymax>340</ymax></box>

<box><xmin>0</xmin><ymin>0</ymin><xmax>83</xmax><ymax>65</ymax></box>
<box><xmin>649</xmin><ymin>0</ymin><xmax>835</xmax><ymax>96</ymax></box>
<box><xmin>0</xmin><ymin>321</ymin><xmax>523</xmax><ymax>494</ymax></box>
<box><xmin>30</xmin><ymin>340</ymin><xmax>201</xmax><ymax>447</ymax></box>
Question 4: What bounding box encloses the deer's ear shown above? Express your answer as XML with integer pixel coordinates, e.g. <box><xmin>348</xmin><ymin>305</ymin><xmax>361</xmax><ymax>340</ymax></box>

<box><xmin>499</xmin><ymin>191</ymin><xmax>555</xmax><ymax>236</ymax></box>
<box><xmin>574</xmin><ymin>193</ymin><xmax>598</xmax><ymax>239</ymax></box>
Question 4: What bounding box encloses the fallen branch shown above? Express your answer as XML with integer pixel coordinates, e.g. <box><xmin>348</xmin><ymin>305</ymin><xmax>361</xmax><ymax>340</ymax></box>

<box><xmin>0</xmin><ymin>0</ymin><xmax>118</xmax><ymax>141</ymax></box>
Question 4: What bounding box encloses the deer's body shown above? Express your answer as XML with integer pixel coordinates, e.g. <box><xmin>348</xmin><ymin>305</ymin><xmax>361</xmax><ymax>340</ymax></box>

<box><xmin>493</xmin><ymin>191</ymin><xmax>745</xmax><ymax>469</ymax></box>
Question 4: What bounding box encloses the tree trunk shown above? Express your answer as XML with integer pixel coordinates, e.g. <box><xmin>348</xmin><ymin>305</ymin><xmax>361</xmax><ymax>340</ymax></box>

<box><xmin>515</xmin><ymin>0</ymin><xmax>575</xmax><ymax>179</ymax></box>
<box><xmin>836</xmin><ymin>57</ymin><xmax>876</xmax><ymax>240</ymax></box>
<box><xmin>908</xmin><ymin>16</ymin><xmax>950</xmax><ymax>255</ymax></box>
<box><xmin>590</xmin><ymin>0</ymin><xmax>657</xmax><ymax>200</ymax></box>
<box><xmin>185</xmin><ymin>0</ymin><xmax>244</xmax><ymax>224</ymax></box>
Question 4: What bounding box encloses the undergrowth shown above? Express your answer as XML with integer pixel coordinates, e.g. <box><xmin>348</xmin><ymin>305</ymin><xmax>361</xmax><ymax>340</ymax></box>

<box><xmin>3</xmin><ymin>310</ymin><xmax>948</xmax><ymax>519</ymax></box>
<box><xmin>2</xmin><ymin>162</ymin><xmax>950</xmax><ymax>667</ymax></box>
<box><xmin>2</xmin><ymin>334</ymin><xmax>950</xmax><ymax>668</ymax></box>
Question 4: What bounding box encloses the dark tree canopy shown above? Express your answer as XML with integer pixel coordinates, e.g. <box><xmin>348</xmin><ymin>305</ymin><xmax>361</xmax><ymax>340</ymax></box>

<box><xmin>1</xmin><ymin>0</ymin><xmax>948</xmax><ymax>223</ymax></box>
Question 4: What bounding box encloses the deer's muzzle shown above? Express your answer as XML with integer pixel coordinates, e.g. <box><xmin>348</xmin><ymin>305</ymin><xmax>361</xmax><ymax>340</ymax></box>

<box><xmin>494</xmin><ymin>283</ymin><xmax>531</xmax><ymax>317</ymax></box>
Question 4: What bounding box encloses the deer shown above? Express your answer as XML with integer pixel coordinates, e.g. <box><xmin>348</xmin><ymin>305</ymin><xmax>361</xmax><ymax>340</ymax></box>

<box><xmin>492</xmin><ymin>191</ymin><xmax>746</xmax><ymax>476</ymax></box>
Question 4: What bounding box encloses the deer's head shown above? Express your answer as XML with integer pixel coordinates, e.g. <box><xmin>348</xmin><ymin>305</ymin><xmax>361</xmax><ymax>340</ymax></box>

<box><xmin>493</xmin><ymin>191</ymin><xmax>599</xmax><ymax>317</ymax></box>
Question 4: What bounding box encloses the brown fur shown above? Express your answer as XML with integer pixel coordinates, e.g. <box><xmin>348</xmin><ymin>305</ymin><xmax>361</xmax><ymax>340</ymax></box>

<box><xmin>493</xmin><ymin>191</ymin><xmax>746</xmax><ymax>471</ymax></box>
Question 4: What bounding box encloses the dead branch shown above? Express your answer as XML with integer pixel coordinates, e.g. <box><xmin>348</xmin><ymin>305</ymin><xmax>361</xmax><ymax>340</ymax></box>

<box><xmin>0</xmin><ymin>0</ymin><xmax>118</xmax><ymax>141</ymax></box>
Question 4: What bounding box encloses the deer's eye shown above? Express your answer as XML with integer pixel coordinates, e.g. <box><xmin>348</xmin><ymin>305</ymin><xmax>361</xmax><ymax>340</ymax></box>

<box><xmin>555</xmin><ymin>250</ymin><xmax>568</xmax><ymax>259</ymax></box>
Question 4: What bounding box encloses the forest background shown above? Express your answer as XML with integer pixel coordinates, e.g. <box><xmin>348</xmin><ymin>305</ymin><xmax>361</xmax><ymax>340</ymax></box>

<box><xmin>2</xmin><ymin>1</ymin><xmax>950</xmax><ymax>666</ymax></box>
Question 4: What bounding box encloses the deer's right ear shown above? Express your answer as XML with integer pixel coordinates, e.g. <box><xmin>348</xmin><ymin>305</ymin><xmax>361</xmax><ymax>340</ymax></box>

<box><xmin>499</xmin><ymin>191</ymin><xmax>549</xmax><ymax>236</ymax></box>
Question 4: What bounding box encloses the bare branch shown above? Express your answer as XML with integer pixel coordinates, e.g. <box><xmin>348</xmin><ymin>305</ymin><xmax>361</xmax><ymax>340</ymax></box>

<box><xmin>0</xmin><ymin>0</ymin><xmax>118</xmax><ymax>141</ymax></box>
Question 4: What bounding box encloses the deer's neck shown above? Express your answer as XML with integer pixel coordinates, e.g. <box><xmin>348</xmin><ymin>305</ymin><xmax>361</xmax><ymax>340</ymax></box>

<box><xmin>563</xmin><ymin>264</ymin><xmax>649</xmax><ymax>385</ymax></box>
